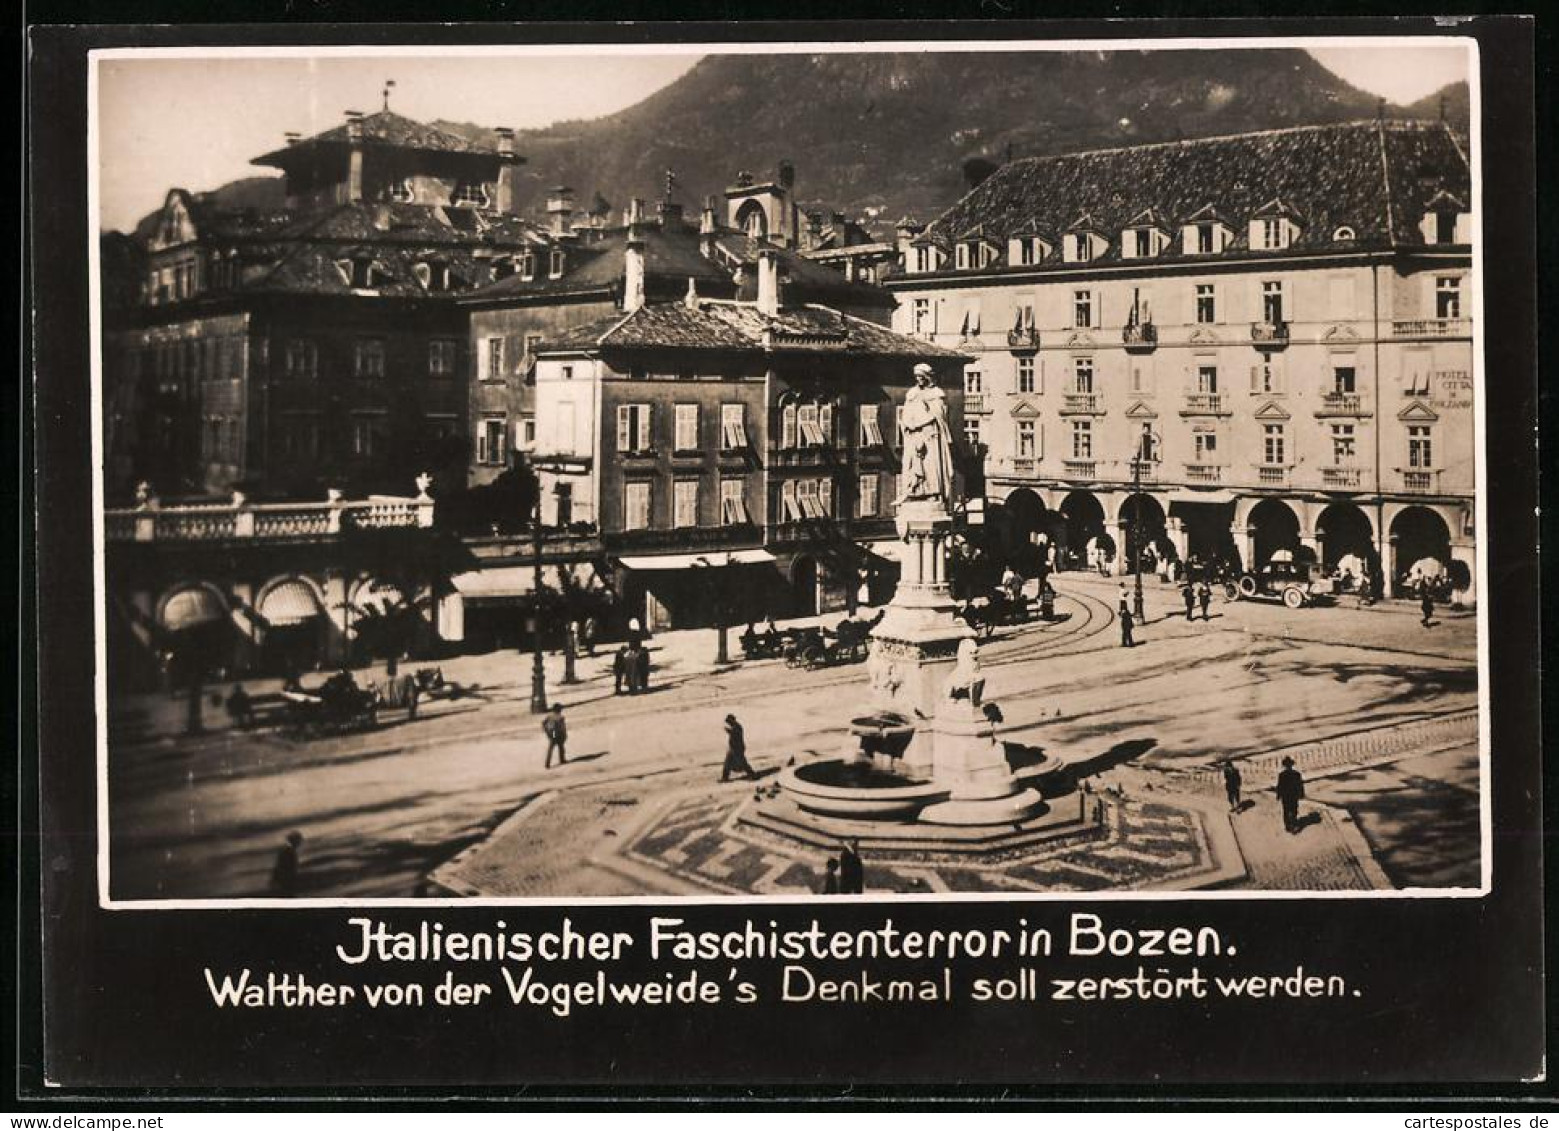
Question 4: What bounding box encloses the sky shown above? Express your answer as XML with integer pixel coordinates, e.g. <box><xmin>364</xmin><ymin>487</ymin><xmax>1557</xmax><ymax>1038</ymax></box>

<box><xmin>95</xmin><ymin>42</ymin><xmax>1472</xmax><ymax>234</ymax></box>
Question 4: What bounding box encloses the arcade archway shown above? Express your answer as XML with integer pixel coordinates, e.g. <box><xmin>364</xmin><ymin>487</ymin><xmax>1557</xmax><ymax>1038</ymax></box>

<box><xmin>1389</xmin><ymin>506</ymin><xmax>1452</xmax><ymax>587</ymax></box>
<box><xmin>1249</xmin><ymin>498</ymin><xmax>1302</xmax><ymax>568</ymax></box>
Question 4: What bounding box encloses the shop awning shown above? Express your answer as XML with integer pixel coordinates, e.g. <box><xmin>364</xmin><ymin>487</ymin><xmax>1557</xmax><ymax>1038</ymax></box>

<box><xmin>258</xmin><ymin>580</ymin><xmax>323</xmax><ymax>626</ymax></box>
<box><xmin>451</xmin><ymin>566</ymin><xmax>537</xmax><ymax>599</ymax></box>
<box><xmin>160</xmin><ymin>587</ymin><xmax>227</xmax><ymax>632</ymax></box>
<box><xmin>617</xmin><ymin>549</ymin><xmax>776</xmax><ymax>570</ymax></box>
<box><xmin>1167</xmin><ymin>490</ymin><xmax>1237</xmax><ymax>506</ymax></box>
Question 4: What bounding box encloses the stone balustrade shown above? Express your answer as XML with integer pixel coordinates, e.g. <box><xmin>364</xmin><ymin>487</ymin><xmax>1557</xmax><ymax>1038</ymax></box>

<box><xmin>105</xmin><ymin>479</ymin><xmax>435</xmax><ymax>542</ymax></box>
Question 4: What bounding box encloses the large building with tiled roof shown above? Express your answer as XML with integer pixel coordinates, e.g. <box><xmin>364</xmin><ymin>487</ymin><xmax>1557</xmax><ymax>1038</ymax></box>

<box><xmin>503</xmin><ymin>242</ymin><xmax>968</xmax><ymax>632</ymax></box>
<box><xmin>459</xmin><ymin>186</ymin><xmax>898</xmax><ymax>492</ymax></box>
<box><xmin>885</xmin><ymin>119</ymin><xmax>1477</xmax><ymax>601</ymax></box>
<box><xmin>103</xmin><ymin>105</ymin><xmax>537</xmax><ymax>500</ymax></box>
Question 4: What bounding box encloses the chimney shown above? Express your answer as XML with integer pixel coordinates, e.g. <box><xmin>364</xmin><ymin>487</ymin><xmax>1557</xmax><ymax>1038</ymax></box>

<box><xmin>830</xmin><ymin>211</ymin><xmax>846</xmax><ymax>230</ymax></box>
<box><xmin>684</xmin><ymin>277</ymin><xmax>699</xmax><ymax>310</ymax></box>
<box><xmin>777</xmin><ymin>160</ymin><xmax>796</xmax><ymax>192</ymax></box>
<box><xmin>547</xmin><ymin>186</ymin><xmax>575</xmax><ymax>236</ymax></box>
<box><xmin>699</xmin><ymin>196</ymin><xmax>719</xmax><ymax>259</ymax></box>
<box><xmin>345</xmin><ymin>110</ymin><xmax>365</xmax><ymax>202</ymax></box>
<box><xmin>756</xmin><ymin>248</ymin><xmax>780</xmax><ymax>317</ymax></box>
<box><xmin>623</xmin><ymin>203</ymin><xmax>647</xmax><ymax>314</ymax></box>
<box><xmin>494</xmin><ymin>127</ymin><xmax>519</xmax><ymax>213</ymax></box>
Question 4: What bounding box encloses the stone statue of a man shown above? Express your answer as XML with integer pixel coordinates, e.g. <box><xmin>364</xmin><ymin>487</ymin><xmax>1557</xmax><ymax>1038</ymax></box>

<box><xmin>896</xmin><ymin>363</ymin><xmax>954</xmax><ymax>509</ymax></box>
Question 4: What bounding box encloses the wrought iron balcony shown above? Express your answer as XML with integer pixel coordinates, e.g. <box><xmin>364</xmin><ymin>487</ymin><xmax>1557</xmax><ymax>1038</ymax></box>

<box><xmin>1006</xmin><ymin>327</ymin><xmax>1041</xmax><ymax>351</ymax></box>
<box><xmin>1061</xmin><ymin>392</ymin><xmax>1102</xmax><ymax>414</ymax></box>
<box><xmin>1121</xmin><ymin>322</ymin><xmax>1158</xmax><ymax>351</ymax></box>
<box><xmin>1250</xmin><ymin>320</ymin><xmax>1290</xmax><ymax>348</ymax></box>
<box><xmin>1315</xmin><ymin>392</ymin><xmax>1369</xmax><ymax>417</ymax></box>
<box><xmin>1391</xmin><ymin>318</ymin><xmax>1470</xmax><ymax>339</ymax></box>
<box><xmin>1180</xmin><ymin>393</ymin><xmax>1229</xmax><ymax>416</ymax></box>
<box><xmin>1321</xmin><ymin>466</ymin><xmax>1363</xmax><ymax>490</ymax></box>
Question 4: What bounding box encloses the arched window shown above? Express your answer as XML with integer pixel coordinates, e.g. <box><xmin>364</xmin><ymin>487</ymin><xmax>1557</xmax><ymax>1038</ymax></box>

<box><xmin>737</xmin><ymin>201</ymin><xmax>768</xmax><ymax>240</ymax></box>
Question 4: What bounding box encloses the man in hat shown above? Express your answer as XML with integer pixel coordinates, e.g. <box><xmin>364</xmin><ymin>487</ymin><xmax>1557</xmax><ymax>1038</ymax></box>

<box><xmin>1275</xmin><ymin>755</ymin><xmax>1306</xmax><ymax>833</ymax></box>
<box><xmin>1221</xmin><ymin>760</ymin><xmax>1243</xmax><ymax>813</ymax></box>
<box><xmin>721</xmin><ymin>714</ymin><xmax>755</xmax><ymax>782</ymax></box>
<box><xmin>543</xmin><ymin>703</ymin><xmax>568</xmax><ymax>768</ymax></box>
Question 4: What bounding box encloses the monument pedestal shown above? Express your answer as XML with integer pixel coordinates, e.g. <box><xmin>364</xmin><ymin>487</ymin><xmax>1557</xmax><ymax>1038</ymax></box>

<box><xmin>865</xmin><ymin>500</ymin><xmax>973</xmax><ymax>778</ymax></box>
<box><xmin>916</xmin><ymin>698</ymin><xmax>1046</xmax><ymax>826</ymax></box>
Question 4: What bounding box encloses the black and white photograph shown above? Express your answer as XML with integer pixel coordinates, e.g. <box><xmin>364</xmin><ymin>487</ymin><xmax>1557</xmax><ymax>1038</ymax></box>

<box><xmin>91</xmin><ymin>36</ymin><xmax>1487</xmax><ymax>905</ymax></box>
<box><xmin>22</xmin><ymin>16</ymin><xmax>1546</xmax><ymax>1096</ymax></box>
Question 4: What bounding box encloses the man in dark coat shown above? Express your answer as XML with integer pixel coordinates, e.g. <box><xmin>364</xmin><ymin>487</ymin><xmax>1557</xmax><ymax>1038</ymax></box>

<box><xmin>1275</xmin><ymin>756</ymin><xmax>1305</xmax><ymax>833</ymax></box>
<box><xmin>270</xmin><ymin>830</ymin><xmax>304</xmax><ymax>896</ymax></box>
<box><xmin>1119</xmin><ymin>607</ymin><xmax>1136</xmax><ymax>648</ymax></box>
<box><xmin>1182</xmin><ymin>583</ymin><xmax>1196</xmax><ymax>621</ymax></box>
<box><xmin>1419</xmin><ymin>584</ymin><xmax>1435</xmax><ymax>628</ymax></box>
<box><xmin>1221</xmin><ymin>761</ymin><xmax>1243</xmax><ymax>812</ymax></box>
<box><xmin>1198</xmin><ymin>581</ymin><xmax>1213</xmax><ymax>621</ymax></box>
<box><xmin>838</xmin><ymin>838</ymin><xmax>864</xmax><ymax>894</ymax></box>
<box><xmin>612</xmin><ymin>646</ymin><xmax>628</xmax><ymax>695</ymax></box>
<box><xmin>818</xmin><ymin>857</ymin><xmax>840</xmax><ymax>895</ymax></box>
<box><xmin>634</xmin><ymin>645</ymin><xmax>651</xmax><ymax>693</ymax></box>
<box><xmin>721</xmin><ymin>714</ymin><xmax>755</xmax><ymax>782</ymax></box>
<box><xmin>543</xmin><ymin>703</ymin><xmax>568</xmax><ymax>768</ymax></box>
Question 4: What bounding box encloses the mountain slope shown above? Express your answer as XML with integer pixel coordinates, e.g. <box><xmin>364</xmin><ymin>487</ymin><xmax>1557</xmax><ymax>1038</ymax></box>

<box><xmin>126</xmin><ymin>50</ymin><xmax>1469</xmax><ymax>237</ymax></box>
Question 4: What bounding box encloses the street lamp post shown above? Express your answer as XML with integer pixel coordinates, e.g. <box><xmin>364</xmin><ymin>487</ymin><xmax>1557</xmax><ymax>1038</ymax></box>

<box><xmin>1131</xmin><ymin>422</ymin><xmax>1154</xmax><ymax>624</ymax></box>
<box><xmin>694</xmin><ymin>554</ymin><xmax>732</xmax><ymax>666</ymax></box>
<box><xmin>528</xmin><ymin>502</ymin><xmax>548</xmax><ymax>714</ymax></box>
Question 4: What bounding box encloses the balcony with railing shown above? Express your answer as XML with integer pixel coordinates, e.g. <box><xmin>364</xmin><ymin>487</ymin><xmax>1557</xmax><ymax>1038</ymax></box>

<box><xmin>1250</xmin><ymin>320</ymin><xmax>1290</xmax><ymax>348</ymax></box>
<box><xmin>1121</xmin><ymin>322</ymin><xmax>1158</xmax><ymax>352</ymax></box>
<box><xmin>1061</xmin><ymin>392</ymin><xmax>1102</xmax><ymax>415</ymax></box>
<box><xmin>1008</xmin><ymin>457</ymin><xmax>1036</xmax><ymax>477</ymax></box>
<box><xmin>1184</xmin><ymin>463</ymin><xmax>1224</xmax><ymax>484</ymax></box>
<box><xmin>1180</xmin><ymin>393</ymin><xmax>1230</xmax><ymax>416</ymax></box>
<box><xmin>1006</xmin><ymin>327</ymin><xmax>1041</xmax><ymax>352</ymax></box>
<box><xmin>1061</xmin><ymin>458</ymin><xmax>1097</xmax><ymax>480</ymax></box>
<box><xmin>1315</xmin><ymin>392</ymin><xmax>1370</xmax><ymax>417</ymax></box>
<box><xmin>105</xmin><ymin>481</ymin><xmax>434</xmax><ymax>543</ymax></box>
<box><xmin>1391</xmin><ymin>318</ymin><xmax>1471</xmax><ymax>339</ymax></box>
<box><xmin>1255</xmin><ymin>465</ymin><xmax>1290</xmax><ymax>488</ymax></box>
<box><xmin>963</xmin><ymin>393</ymin><xmax>989</xmax><ymax>415</ymax></box>
<box><xmin>769</xmin><ymin>444</ymin><xmax>834</xmax><ymax>468</ymax></box>
<box><xmin>1320</xmin><ymin>466</ymin><xmax>1364</xmax><ymax>490</ymax></box>
<box><xmin>1400</xmin><ymin>468</ymin><xmax>1442</xmax><ymax>494</ymax></box>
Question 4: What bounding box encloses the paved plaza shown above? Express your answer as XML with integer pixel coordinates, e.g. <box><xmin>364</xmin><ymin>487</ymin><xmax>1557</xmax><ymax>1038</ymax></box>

<box><xmin>104</xmin><ymin>573</ymin><xmax>1481</xmax><ymax>901</ymax></box>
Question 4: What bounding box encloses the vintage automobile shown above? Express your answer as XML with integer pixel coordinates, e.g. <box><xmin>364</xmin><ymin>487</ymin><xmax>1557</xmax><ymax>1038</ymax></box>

<box><xmin>958</xmin><ymin>589</ymin><xmax>1033</xmax><ymax>637</ymax></box>
<box><xmin>1224</xmin><ymin>560</ymin><xmax>1336</xmax><ymax>609</ymax></box>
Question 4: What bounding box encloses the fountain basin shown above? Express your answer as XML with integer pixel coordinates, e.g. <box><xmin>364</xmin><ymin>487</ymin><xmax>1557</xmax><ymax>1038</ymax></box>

<box><xmin>780</xmin><ymin>760</ymin><xmax>950</xmax><ymax>820</ymax></box>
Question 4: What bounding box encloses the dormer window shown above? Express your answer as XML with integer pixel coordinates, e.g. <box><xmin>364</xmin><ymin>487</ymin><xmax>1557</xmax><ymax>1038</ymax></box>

<box><xmin>337</xmin><ymin>258</ymin><xmax>379</xmax><ymax>289</ymax></box>
<box><xmin>1182</xmin><ymin>210</ymin><xmax>1232</xmax><ymax>256</ymax></box>
<box><xmin>414</xmin><ymin>262</ymin><xmax>452</xmax><ymax>292</ymax></box>
<box><xmin>1008</xmin><ymin>236</ymin><xmax>1047</xmax><ymax>267</ymax></box>
<box><xmin>1196</xmin><ymin>224</ymin><xmax>1215</xmax><ymax>254</ymax></box>
<box><xmin>389</xmin><ymin>179</ymin><xmax>414</xmax><ymax>204</ymax></box>
<box><xmin>453</xmin><ymin>182</ymin><xmax>490</xmax><ymax>208</ymax></box>
<box><xmin>1063</xmin><ymin>231</ymin><xmax>1101</xmax><ymax>263</ymax></box>
<box><xmin>548</xmin><ymin>248</ymin><xmax>566</xmax><ymax>278</ymax></box>
<box><xmin>1250</xmin><ymin>202</ymin><xmax>1301</xmax><ymax>251</ymax></box>
<box><xmin>1333</xmin><ymin>226</ymin><xmax>1357</xmax><ymax>243</ymax></box>
<box><xmin>910</xmin><ymin>243</ymin><xmax>943</xmax><ymax>274</ymax></box>
<box><xmin>520</xmin><ymin>252</ymin><xmax>537</xmax><ymax>281</ymax></box>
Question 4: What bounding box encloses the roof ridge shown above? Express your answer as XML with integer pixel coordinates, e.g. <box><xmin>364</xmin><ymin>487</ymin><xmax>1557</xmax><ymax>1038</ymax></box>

<box><xmin>1000</xmin><ymin>118</ymin><xmax>1441</xmax><ymax>168</ymax></box>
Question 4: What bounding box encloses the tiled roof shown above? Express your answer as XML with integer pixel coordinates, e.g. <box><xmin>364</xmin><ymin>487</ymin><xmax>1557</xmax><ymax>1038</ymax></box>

<box><xmin>924</xmin><ymin>121</ymin><xmax>1471</xmax><ymax>260</ymax></box>
<box><xmin>711</xmin><ymin>233</ymin><xmax>895</xmax><ymax>309</ymax></box>
<box><xmin>253</xmin><ymin>110</ymin><xmax>499</xmax><ymax>166</ymax></box>
<box><xmin>463</xmin><ymin>226</ymin><xmax>733</xmax><ymax>303</ymax></box>
<box><xmin>541</xmin><ymin>299</ymin><xmax>966</xmax><ymax>361</ymax></box>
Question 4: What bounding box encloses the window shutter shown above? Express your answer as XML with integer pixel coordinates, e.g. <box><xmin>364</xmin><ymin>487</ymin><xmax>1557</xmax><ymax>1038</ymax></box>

<box><xmin>616</xmin><ymin>406</ymin><xmax>631</xmax><ymax>451</ymax></box>
<box><xmin>819</xmin><ymin>403</ymin><xmax>834</xmax><ymax>444</ymax></box>
<box><xmin>1250</xmin><ymin>364</ymin><xmax>1261</xmax><ymax>394</ymax></box>
<box><xmin>637</xmin><ymin>405</ymin><xmax>652</xmax><ymax>452</ymax></box>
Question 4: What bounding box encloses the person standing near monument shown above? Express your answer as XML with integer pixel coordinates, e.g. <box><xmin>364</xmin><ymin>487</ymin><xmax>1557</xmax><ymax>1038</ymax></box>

<box><xmin>543</xmin><ymin>703</ymin><xmax>568</xmax><ymax>768</ymax></box>
<box><xmin>895</xmin><ymin>363</ymin><xmax>954</xmax><ymax>507</ymax></box>
<box><xmin>838</xmin><ymin>838</ymin><xmax>864</xmax><ymax>894</ymax></box>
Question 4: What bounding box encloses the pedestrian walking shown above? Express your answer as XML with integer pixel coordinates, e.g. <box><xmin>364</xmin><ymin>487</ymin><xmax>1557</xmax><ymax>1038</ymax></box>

<box><xmin>838</xmin><ymin>838</ymin><xmax>864</xmax><ymax>894</ymax></box>
<box><xmin>1419</xmin><ymin>585</ymin><xmax>1435</xmax><ymax>628</ymax></box>
<box><xmin>1119</xmin><ymin>607</ymin><xmax>1136</xmax><ymax>648</ymax></box>
<box><xmin>1182</xmin><ymin>583</ymin><xmax>1196</xmax><ymax>621</ymax></box>
<box><xmin>721</xmin><ymin>714</ymin><xmax>756</xmax><ymax>782</ymax></box>
<box><xmin>612</xmin><ymin>646</ymin><xmax>628</xmax><ymax>695</ymax></box>
<box><xmin>1275</xmin><ymin>755</ymin><xmax>1306</xmax><ymax>833</ymax></box>
<box><xmin>634</xmin><ymin>645</ymin><xmax>651</xmax><ymax>693</ymax></box>
<box><xmin>580</xmin><ymin>615</ymin><xmax>598</xmax><ymax>657</ymax></box>
<box><xmin>1221</xmin><ymin>761</ymin><xmax>1243</xmax><ymax>812</ymax></box>
<box><xmin>269</xmin><ymin>830</ymin><xmax>304</xmax><ymax>896</ymax></box>
<box><xmin>543</xmin><ymin>703</ymin><xmax>568</xmax><ymax>768</ymax></box>
<box><xmin>818</xmin><ymin>857</ymin><xmax>840</xmax><ymax>895</ymax></box>
<box><xmin>1198</xmin><ymin>582</ymin><xmax>1212</xmax><ymax>621</ymax></box>
<box><xmin>1117</xmin><ymin>584</ymin><xmax>1130</xmax><ymax>618</ymax></box>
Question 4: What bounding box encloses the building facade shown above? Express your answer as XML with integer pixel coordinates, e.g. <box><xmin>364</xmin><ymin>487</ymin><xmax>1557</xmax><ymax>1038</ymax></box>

<box><xmin>103</xmin><ymin>108</ymin><xmax>537</xmax><ymax>501</ymax></box>
<box><xmin>886</xmin><ymin>120</ymin><xmax>1476</xmax><ymax>601</ymax></box>
<box><xmin>529</xmin><ymin>242</ymin><xmax>968</xmax><ymax>630</ymax></box>
<box><xmin>460</xmin><ymin>179</ymin><xmax>899</xmax><ymax>494</ymax></box>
